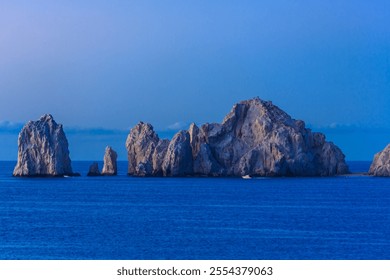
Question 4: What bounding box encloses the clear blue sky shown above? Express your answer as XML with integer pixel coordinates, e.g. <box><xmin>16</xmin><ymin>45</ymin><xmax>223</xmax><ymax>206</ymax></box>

<box><xmin>0</xmin><ymin>0</ymin><xmax>389</xmax><ymax>161</ymax></box>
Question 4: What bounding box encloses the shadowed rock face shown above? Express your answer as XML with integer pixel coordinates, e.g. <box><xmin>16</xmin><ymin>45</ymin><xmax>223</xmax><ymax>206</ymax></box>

<box><xmin>13</xmin><ymin>114</ymin><xmax>75</xmax><ymax>177</ymax></box>
<box><xmin>102</xmin><ymin>146</ymin><xmax>118</xmax><ymax>175</ymax></box>
<box><xmin>162</xmin><ymin>130</ymin><xmax>193</xmax><ymax>176</ymax></box>
<box><xmin>369</xmin><ymin>144</ymin><xmax>390</xmax><ymax>176</ymax></box>
<box><xmin>87</xmin><ymin>162</ymin><xmax>101</xmax><ymax>176</ymax></box>
<box><xmin>126</xmin><ymin>98</ymin><xmax>349</xmax><ymax>177</ymax></box>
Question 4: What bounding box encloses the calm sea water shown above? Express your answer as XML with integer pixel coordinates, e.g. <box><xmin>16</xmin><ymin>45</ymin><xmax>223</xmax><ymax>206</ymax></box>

<box><xmin>0</xmin><ymin>161</ymin><xmax>389</xmax><ymax>260</ymax></box>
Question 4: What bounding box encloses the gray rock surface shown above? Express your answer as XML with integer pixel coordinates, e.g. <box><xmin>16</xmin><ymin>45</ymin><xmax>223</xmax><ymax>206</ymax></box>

<box><xmin>102</xmin><ymin>146</ymin><xmax>118</xmax><ymax>175</ymax></box>
<box><xmin>189</xmin><ymin>123</ymin><xmax>224</xmax><ymax>176</ymax></box>
<box><xmin>125</xmin><ymin>122</ymin><xmax>168</xmax><ymax>176</ymax></box>
<box><xmin>87</xmin><ymin>162</ymin><xmax>101</xmax><ymax>176</ymax></box>
<box><xmin>13</xmin><ymin>114</ymin><xmax>76</xmax><ymax>177</ymax></box>
<box><xmin>369</xmin><ymin>144</ymin><xmax>390</xmax><ymax>176</ymax></box>
<box><xmin>126</xmin><ymin>97</ymin><xmax>349</xmax><ymax>177</ymax></box>
<box><xmin>162</xmin><ymin>130</ymin><xmax>193</xmax><ymax>176</ymax></box>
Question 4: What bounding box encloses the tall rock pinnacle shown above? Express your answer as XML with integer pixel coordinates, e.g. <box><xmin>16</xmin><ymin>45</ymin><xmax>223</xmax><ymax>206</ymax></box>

<box><xmin>102</xmin><ymin>146</ymin><xmax>118</xmax><ymax>175</ymax></box>
<box><xmin>13</xmin><ymin>114</ymin><xmax>75</xmax><ymax>177</ymax></box>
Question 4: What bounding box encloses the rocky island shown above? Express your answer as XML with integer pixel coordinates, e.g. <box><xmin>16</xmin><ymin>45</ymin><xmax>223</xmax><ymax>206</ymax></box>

<box><xmin>13</xmin><ymin>114</ymin><xmax>78</xmax><ymax>177</ymax></box>
<box><xmin>87</xmin><ymin>146</ymin><xmax>118</xmax><ymax>176</ymax></box>
<box><xmin>126</xmin><ymin>97</ymin><xmax>349</xmax><ymax>177</ymax></box>
<box><xmin>369</xmin><ymin>144</ymin><xmax>390</xmax><ymax>176</ymax></box>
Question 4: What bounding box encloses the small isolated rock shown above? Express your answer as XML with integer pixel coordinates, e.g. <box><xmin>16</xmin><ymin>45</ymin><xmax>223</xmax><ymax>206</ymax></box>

<box><xmin>369</xmin><ymin>144</ymin><xmax>390</xmax><ymax>176</ymax></box>
<box><xmin>13</xmin><ymin>114</ymin><xmax>76</xmax><ymax>177</ymax></box>
<box><xmin>102</xmin><ymin>146</ymin><xmax>118</xmax><ymax>176</ymax></box>
<box><xmin>87</xmin><ymin>162</ymin><xmax>101</xmax><ymax>176</ymax></box>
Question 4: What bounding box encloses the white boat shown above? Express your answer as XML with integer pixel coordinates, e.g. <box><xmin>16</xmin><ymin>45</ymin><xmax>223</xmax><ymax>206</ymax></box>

<box><xmin>242</xmin><ymin>175</ymin><xmax>252</xmax><ymax>179</ymax></box>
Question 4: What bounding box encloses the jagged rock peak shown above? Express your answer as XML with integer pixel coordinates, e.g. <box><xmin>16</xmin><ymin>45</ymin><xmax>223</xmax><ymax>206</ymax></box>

<box><xmin>369</xmin><ymin>144</ymin><xmax>390</xmax><ymax>176</ymax></box>
<box><xmin>129</xmin><ymin>122</ymin><xmax>158</xmax><ymax>140</ymax></box>
<box><xmin>222</xmin><ymin>97</ymin><xmax>293</xmax><ymax>129</ymax></box>
<box><xmin>126</xmin><ymin>122</ymin><xmax>169</xmax><ymax>176</ymax></box>
<box><xmin>102</xmin><ymin>146</ymin><xmax>118</xmax><ymax>176</ymax></box>
<box><xmin>13</xmin><ymin>114</ymin><xmax>76</xmax><ymax>177</ymax></box>
<box><xmin>40</xmin><ymin>114</ymin><xmax>55</xmax><ymax>122</ymax></box>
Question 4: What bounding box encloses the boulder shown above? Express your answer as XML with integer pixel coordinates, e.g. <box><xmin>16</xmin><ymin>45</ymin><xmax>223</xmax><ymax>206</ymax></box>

<box><xmin>102</xmin><ymin>146</ymin><xmax>118</xmax><ymax>175</ymax></box>
<box><xmin>13</xmin><ymin>114</ymin><xmax>77</xmax><ymax>177</ymax></box>
<box><xmin>369</xmin><ymin>144</ymin><xmax>390</xmax><ymax>176</ymax></box>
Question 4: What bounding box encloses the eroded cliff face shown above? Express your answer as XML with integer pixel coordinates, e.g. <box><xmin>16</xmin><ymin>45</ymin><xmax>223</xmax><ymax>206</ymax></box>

<box><xmin>13</xmin><ymin>114</ymin><xmax>75</xmax><ymax>177</ymax></box>
<box><xmin>102</xmin><ymin>146</ymin><xmax>118</xmax><ymax>175</ymax></box>
<box><xmin>126</xmin><ymin>98</ymin><xmax>349</xmax><ymax>177</ymax></box>
<box><xmin>369</xmin><ymin>144</ymin><xmax>390</xmax><ymax>176</ymax></box>
<box><xmin>162</xmin><ymin>130</ymin><xmax>193</xmax><ymax>176</ymax></box>
<box><xmin>125</xmin><ymin>122</ymin><xmax>169</xmax><ymax>176</ymax></box>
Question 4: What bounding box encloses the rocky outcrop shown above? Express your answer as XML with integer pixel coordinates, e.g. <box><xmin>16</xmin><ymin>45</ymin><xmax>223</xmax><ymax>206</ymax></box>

<box><xmin>126</xmin><ymin>98</ymin><xmax>349</xmax><ymax>177</ymax></box>
<box><xmin>369</xmin><ymin>144</ymin><xmax>390</xmax><ymax>176</ymax></box>
<box><xmin>162</xmin><ymin>130</ymin><xmax>193</xmax><ymax>176</ymax></box>
<box><xmin>87</xmin><ymin>162</ymin><xmax>101</xmax><ymax>176</ymax></box>
<box><xmin>125</xmin><ymin>122</ymin><xmax>169</xmax><ymax>176</ymax></box>
<box><xmin>13</xmin><ymin>114</ymin><xmax>77</xmax><ymax>177</ymax></box>
<box><xmin>102</xmin><ymin>146</ymin><xmax>118</xmax><ymax>175</ymax></box>
<box><xmin>189</xmin><ymin>123</ymin><xmax>225</xmax><ymax>176</ymax></box>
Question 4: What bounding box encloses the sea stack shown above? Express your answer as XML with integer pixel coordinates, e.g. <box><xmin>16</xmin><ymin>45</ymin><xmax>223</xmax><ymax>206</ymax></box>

<box><xmin>126</xmin><ymin>97</ymin><xmax>349</xmax><ymax>177</ymax></box>
<box><xmin>102</xmin><ymin>146</ymin><xmax>118</xmax><ymax>175</ymax></box>
<box><xmin>13</xmin><ymin>114</ymin><xmax>76</xmax><ymax>177</ymax></box>
<box><xmin>87</xmin><ymin>162</ymin><xmax>101</xmax><ymax>176</ymax></box>
<box><xmin>368</xmin><ymin>144</ymin><xmax>390</xmax><ymax>176</ymax></box>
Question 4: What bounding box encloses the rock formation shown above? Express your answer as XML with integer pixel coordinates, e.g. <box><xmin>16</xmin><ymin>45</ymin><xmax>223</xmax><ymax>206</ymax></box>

<box><xmin>13</xmin><ymin>114</ymin><xmax>77</xmax><ymax>177</ymax></box>
<box><xmin>368</xmin><ymin>144</ymin><xmax>390</xmax><ymax>176</ymax></box>
<box><xmin>87</xmin><ymin>162</ymin><xmax>101</xmax><ymax>176</ymax></box>
<box><xmin>125</xmin><ymin>122</ymin><xmax>169</xmax><ymax>176</ymax></box>
<box><xmin>102</xmin><ymin>146</ymin><xmax>118</xmax><ymax>175</ymax></box>
<box><xmin>126</xmin><ymin>97</ymin><xmax>349</xmax><ymax>177</ymax></box>
<box><xmin>162</xmin><ymin>130</ymin><xmax>193</xmax><ymax>176</ymax></box>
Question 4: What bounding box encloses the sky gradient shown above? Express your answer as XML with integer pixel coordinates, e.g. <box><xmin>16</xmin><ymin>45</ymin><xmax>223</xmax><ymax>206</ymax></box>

<box><xmin>0</xmin><ymin>1</ymin><xmax>389</xmax><ymax>161</ymax></box>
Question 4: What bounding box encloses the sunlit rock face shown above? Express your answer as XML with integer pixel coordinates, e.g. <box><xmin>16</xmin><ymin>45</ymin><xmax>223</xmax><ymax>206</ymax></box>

<box><xmin>102</xmin><ymin>146</ymin><xmax>118</xmax><ymax>176</ymax></box>
<box><xmin>126</xmin><ymin>98</ymin><xmax>349</xmax><ymax>177</ymax></box>
<box><xmin>13</xmin><ymin>114</ymin><xmax>75</xmax><ymax>177</ymax></box>
<box><xmin>125</xmin><ymin>122</ymin><xmax>169</xmax><ymax>176</ymax></box>
<box><xmin>369</xmin><ymin>144</ymin><xmax>390</xmax><ymax>176</ymax></box>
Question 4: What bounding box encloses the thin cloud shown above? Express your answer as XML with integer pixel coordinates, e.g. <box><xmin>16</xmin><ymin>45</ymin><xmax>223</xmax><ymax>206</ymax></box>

<box><xmin>308</xmin><ymin>123</ymin><xmax>390</xmax><ymax>134</ymax></box>
<box><xmin>0</xmin><ymin>121</ymin><xmax>24</xmax><ymax>133</ymax></box>
<box><xmin>167</xmin><ymin>121</ymin><xmax>189</xmax><ymax>131</ymax></box>
<box><xmin>0</xmin><ymin>121</ymin><xmax>130</xmax><ymax>136</ymax></box>
<box><xmin>65</xmin><ymin>127</ymin><xmax>128</xmax><ymax>136</ymax></box>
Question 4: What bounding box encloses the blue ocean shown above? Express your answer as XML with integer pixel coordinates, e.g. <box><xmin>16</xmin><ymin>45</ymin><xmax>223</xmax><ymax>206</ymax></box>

<box><xmin>0</xmin><ymin>161</ymin><xmax>389</xmax><ymax>260</ymax></box>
